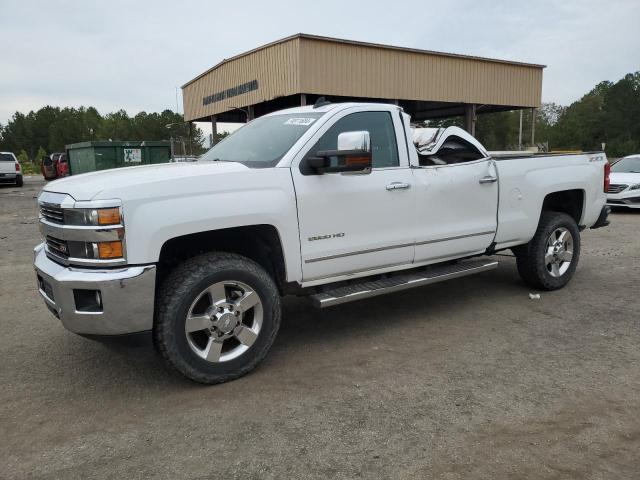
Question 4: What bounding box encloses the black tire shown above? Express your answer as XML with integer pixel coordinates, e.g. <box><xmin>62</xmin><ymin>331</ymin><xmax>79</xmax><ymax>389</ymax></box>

<box><xmin>16</xmin><ymin>176</ymin><xmax>23</xmax><ymax>187</ymax></box>
<box><xmin>154</xmin><ymin>252</ymin><xmax>281</xmax><ymax>384</ymax></box>
<box><xmin>513</xmin><ymin>211</ymin><xmax>581</xmax><ymax>290</ymax></box>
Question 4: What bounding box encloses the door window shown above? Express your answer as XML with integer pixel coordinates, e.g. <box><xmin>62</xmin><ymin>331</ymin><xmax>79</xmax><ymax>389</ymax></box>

<box><xmin>309</xmin><ymin>111</ymin><xmax>399</xmax><ymax>168</ymax></box>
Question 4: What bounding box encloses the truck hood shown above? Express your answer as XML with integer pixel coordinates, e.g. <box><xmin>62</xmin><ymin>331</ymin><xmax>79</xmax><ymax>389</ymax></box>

<box><xmin>43</xmin><ymin>161</ymin><xmax>251</xmax><ymax>201</ymax></box>
<box><xmin>609</xmin><ymin>172</ymin><xmax>640</xmax><ymax>185</ymax></box>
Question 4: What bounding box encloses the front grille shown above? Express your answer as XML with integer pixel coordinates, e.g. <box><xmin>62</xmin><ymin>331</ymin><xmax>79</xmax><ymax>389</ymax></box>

<box><xmin>608</xmin><ymin>184</ymin><xmax>628</xmax><ymax>194</ymax></box>
<box><xmin>40</xmin><ymin>204</ymin><xmax>64</xmax><ymax>224</ymax></box>
<box><xmin>46</xmin><ymin>236</ymin><xmax>69</xmax><ymax>259</ymax></box>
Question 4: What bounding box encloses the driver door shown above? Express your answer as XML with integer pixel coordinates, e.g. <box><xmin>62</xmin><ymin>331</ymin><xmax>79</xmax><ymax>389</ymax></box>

<box><xmin>292</xmin><ymin>108</ymin><xmax>415</xmax><ymax>283</ymax></box>
<box><xmin>412</xmin><ymin>135</ymin><xmax>498</xmax><ymax>263</ymax></box>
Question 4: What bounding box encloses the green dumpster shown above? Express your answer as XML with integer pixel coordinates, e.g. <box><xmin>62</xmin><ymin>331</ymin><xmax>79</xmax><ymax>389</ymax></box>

<box><xmin>65</xmin><ymin>141</ymin><xmax>171</xmax><ymax>175</ymax></box>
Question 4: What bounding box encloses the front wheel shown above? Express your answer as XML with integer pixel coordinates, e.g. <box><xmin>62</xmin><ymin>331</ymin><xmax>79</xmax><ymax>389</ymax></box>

<box><xmin>514</xmin><ymin>212</ymin><xmax>581</xmax><ymax>290</ymax></box>
<box><xmin>154</xmin><ymin>252</ymin><xmax>281</xmax><ymax>384</ymax></box>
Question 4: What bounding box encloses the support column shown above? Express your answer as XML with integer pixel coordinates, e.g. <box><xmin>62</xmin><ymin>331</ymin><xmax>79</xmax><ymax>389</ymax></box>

<box><xmin>300</xmin><ymin>93</ymin><xmax>307</xmax><ymax>106</ymax></box>
<box><xmin>518</xmin><ymin>110</ymin><xmax>523</xmax><ymax>150</ymax></box>
<box><xmin>247</xmin><ymin>105</ymin><xmax>254</xmax><ymax>121</ymax></box>
<box><xmin>211</xmin><ymin>115</ymin><xmax>218</xmax><ymax>146</ymax></box>
<box><xmin>530</xmin><ymin>108</ymin><xmax>536</xmax><ymax>146</ymax></box>
<box><xmin>464</xmin><ymin>104</ymin><xmax>477</xmax><ymax>136</ymax></box>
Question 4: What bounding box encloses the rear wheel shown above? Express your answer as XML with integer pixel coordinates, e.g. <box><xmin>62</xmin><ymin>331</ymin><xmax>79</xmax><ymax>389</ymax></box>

<box><xmin>16</xmin><ymin>175</ymin><xmax>23</xmax><ymax>187</ymax></box>
<box><xmin>514</xmin><ymin>212</ymin><xmax>581</xmax><ymax>290</ymax></box>
<box><xmin>154</xmin><ymin>252</ymin><xmax>281</xmax><ymax>384</ymax></box>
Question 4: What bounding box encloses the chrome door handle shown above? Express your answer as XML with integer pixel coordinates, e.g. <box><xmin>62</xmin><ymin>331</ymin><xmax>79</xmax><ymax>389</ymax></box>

<box><xmin>386</xmin><ymin>182</ymin><xmax>411</xmax><ymax>191</ymax></box>
<box><xmin>479</xmin><ymin>176</ymin><xmax>498</xmax><ymax>184</ymax></box>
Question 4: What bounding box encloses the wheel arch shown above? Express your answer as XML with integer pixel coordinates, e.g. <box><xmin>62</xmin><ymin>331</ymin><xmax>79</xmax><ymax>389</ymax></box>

<box><xmin>157</xmin><ymin>224</ymin><xmax>288</xmax><ymax>294</ymax></box>
<box><xmin>540</xmin><ymin>189</ymin><xmax>585</xmax><ymax>226</ymax></box>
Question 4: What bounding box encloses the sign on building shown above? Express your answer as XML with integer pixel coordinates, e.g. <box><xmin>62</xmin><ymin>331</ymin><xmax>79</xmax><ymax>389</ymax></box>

<box><xmin>124</xmin><ymin>148</ymin><xmax>142</xmax><ymax>163</ymax></box>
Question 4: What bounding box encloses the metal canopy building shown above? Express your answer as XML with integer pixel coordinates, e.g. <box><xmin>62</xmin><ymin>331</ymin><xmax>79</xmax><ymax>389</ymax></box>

<box><xmin>182</xmin><ymin>34</ymin><xmax>544</xmax><ymax>135</ymax></box>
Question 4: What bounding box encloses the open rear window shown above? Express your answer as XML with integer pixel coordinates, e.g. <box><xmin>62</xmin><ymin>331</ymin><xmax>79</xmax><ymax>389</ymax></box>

<box><xmin>419</xmin><ymin>136</ymin><xmax>485</xmax><ymax>166</ymax></box>
<box><xmin>0</xmin><ymin>153</ymin><xmax>15</xmax><ymax>162</ymax></box>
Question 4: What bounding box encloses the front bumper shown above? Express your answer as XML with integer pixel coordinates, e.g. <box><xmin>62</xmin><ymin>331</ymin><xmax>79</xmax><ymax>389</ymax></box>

<box><xmin>606</xmin><ymin>191</ymin><xmax>640</xmax><ymax>209</ymax></box>
<box><xmin>34</xmin><ymin>244</ymin><xmax>156</xmax><ymax>335</ymax></box>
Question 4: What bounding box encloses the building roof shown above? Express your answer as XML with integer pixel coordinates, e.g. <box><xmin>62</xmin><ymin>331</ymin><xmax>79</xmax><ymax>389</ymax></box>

<box><xmin>182</xmin><ymin>33</ymin><xmax>545</xmax><ymax>88</ymax></box>
<box><xmin>181</xmin><ymin>34</ymin><xmax>545</xmax><ymax>123</ymax></box>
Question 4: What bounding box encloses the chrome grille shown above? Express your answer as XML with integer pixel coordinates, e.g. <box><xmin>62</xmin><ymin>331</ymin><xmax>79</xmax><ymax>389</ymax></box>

<box><xmin>45</xmin><ymin>236</ymin><xmax>69</xmax><ymax>259</ymax></box>
<box><xmin>40</xmin><ymin>204</ymin><xmax>64</xmax><ymax>224</ymax></box>
<box><xmin>608</xmin><ymin>184</ymin><xmax>628</xmax><ymax>194</ymax></box>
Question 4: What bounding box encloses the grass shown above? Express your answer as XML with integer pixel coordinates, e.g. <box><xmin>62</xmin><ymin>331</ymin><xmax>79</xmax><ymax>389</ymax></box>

<box><xmin>20</xmin><ymin>162</ymin><xmax>41</xmax><ymax>175</ymax></box>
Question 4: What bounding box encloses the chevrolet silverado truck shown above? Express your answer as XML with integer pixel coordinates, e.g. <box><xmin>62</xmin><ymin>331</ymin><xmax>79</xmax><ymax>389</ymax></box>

<box><xmin>34</xmin><ymin>102</ymin><xmax>611</xmax><ymax>384</ymax></box>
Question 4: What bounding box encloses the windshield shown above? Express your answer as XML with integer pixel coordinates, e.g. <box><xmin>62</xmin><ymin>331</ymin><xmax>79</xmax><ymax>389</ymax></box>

<box><xmin>611</xmin><ymin>156</ymin><xmax>640</xmax><ymax>173</ymax></box>
<box><xmin>0</xmin><ymin>153</ymin><xmax>15</xmax><ymax>162</ymax></box>
<box><xmin>199</xmin><ymin>113</ymin><xmax>324</xmax><ymax>167</ymax></box>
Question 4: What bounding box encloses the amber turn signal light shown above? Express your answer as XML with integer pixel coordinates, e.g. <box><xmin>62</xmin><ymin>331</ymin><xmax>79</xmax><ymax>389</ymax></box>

<box><xmin>97</xmin><ymin>241</ymin><xmax>123</xmax><ymax>259</ymax></box>
<box><xmin>97</xmin><ymin>208</ymin><xmax>121</xmax><ymax>225</ymax></box>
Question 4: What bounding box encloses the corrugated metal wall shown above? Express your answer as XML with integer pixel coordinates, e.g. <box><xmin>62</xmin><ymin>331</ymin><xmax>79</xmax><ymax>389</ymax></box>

<box><xmin>182</xmin><ymin>35</ymin><xmax>543</xmax><ymax>122</ymax></box>
<box><xmin>298</xmin><ymin>37</ymin><xmax>542</xmax><ymax>108</ymax></box>
<box><xmin>182</xmin><ymin>38</ymin><xmax>300</xmax><ymax>121</ymax></box>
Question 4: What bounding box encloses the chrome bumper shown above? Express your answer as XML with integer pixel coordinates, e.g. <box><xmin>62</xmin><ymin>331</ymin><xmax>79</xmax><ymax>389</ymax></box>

<box><xmin>33</xmin><ymin>243</ymin><xmax>156</xmax><ymax>335</ymax></box>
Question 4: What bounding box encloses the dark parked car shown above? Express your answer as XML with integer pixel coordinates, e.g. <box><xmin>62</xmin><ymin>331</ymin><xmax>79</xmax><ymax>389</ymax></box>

<box><xmin>41</xmin><ymin>155</ymin><xmax>56</xmax><ymax>180</ymax></box>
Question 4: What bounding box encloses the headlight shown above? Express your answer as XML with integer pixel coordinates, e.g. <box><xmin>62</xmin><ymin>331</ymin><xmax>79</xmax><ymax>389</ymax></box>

<box><xmin>63</xmin><ymin>207</ymin><xmax>122</xmax><ymax>226</ymax></box>
<box><xmin>629</xmin><ymin>184</ymin><xmax>640</xmax><ymax>191</ymax></box>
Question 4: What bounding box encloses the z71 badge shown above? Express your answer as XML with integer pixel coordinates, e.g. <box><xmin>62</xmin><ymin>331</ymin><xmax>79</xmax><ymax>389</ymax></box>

<box><xmin>308</xmin><ymin>233</ymin><xmax>345</xmax><ymax>241</ymax></box>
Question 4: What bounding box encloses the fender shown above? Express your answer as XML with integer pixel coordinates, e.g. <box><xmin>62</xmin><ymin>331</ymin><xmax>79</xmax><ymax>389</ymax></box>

<box><xmin>92</xmin><ymin>166</ymin><xmax>303</xmax><ymax>283</ymax></box>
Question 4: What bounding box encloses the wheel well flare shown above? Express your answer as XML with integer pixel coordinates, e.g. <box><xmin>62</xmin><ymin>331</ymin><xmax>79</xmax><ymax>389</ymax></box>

<box><xmin>157</xmin><ymin>225</ymin><xmax>286</xmax><ymax>291</ymax></box>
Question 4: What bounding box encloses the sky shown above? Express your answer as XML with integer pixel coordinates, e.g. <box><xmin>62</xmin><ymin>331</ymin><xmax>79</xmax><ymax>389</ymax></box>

<box><xmin>1</xmin><ymin>0</ymin><xmax>639</xmax><ymax>138</ymax></box>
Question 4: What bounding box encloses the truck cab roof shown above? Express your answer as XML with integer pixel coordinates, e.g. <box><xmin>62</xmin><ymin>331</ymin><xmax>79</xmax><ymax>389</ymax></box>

<box><xmin>264</xmin><ymin>101</ymin><xmax>401</xmax><ymax>117</ymax></box>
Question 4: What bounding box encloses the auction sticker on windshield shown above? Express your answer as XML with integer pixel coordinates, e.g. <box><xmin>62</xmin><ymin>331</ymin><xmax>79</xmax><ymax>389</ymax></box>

<box><xmin>284</xmin><ymin>118</ymin><xmax>316</xmax><ymax>126</ymax></box>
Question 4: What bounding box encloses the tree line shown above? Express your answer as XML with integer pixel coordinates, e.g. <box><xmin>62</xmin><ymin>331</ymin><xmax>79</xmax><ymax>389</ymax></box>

<box><xmin>429</xmin><ymin>71</ymin><xmax>639</xmax><ymax>157</ymax></box>
<box><xmin>1</xmin><ymin>71</ymin><xmax>638</xmax><ymax>161</ymax></box>
<box><xmin>0</xmin><ymin>107</ymin><xmax>207</xmax><ymax>161</ymax></box>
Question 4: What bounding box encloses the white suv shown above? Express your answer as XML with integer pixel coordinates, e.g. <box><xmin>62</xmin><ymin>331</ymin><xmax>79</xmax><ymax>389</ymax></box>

<box><xmin>0</xmin><ymin>152</ymin><xmax>23</xmax><ymax>187</ymax></box>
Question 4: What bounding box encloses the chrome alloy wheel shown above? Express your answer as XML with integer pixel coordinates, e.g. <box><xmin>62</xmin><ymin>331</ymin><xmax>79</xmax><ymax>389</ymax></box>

<box><xmin>185</xmin><ymin>281</ymin><xmax>263</xmax><ymax>363</ymax></box>
<box><xmin>545</xmin><ymin>227</ymin><xmax>574</xmax><ymax>277</ymax></box>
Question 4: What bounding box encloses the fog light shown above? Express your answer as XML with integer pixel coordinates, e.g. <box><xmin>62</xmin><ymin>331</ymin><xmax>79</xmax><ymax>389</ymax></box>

<box><xmin>97</xmin><ymin>241</ymin><xmax>123</xmax><ymax>259</ymax></box>
<box><xmin>74</xmin><ymin>289</ymin><xmax>103</xmax><ymax>312</ymax></box>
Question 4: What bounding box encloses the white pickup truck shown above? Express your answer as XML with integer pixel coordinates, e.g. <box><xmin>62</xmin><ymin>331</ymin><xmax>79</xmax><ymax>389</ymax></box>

<box><xmin>34</xmin><ymin>102</ymin><xmax>611</xmax><ymax>383</ymax></box>
<box><xmin>0</xmin><ymin>152</ymin><xmax>23</xmax><ymax>187</ymax></box>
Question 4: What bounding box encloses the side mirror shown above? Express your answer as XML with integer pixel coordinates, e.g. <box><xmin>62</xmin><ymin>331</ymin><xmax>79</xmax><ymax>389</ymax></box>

<box><xmin>303</xmin><ymin>131</ymin><xmax>372</xmax><ymax>175</ymax></box>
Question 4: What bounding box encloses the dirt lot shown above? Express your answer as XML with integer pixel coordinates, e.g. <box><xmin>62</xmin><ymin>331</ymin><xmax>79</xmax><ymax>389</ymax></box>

<box><xmin>1</xmin><ymin>177</ymin><xmax>639</xmax><ymax>479</ymax></box>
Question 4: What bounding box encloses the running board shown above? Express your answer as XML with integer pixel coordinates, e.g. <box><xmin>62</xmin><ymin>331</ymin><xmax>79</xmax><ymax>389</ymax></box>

<box><xmin>311</xmin><ymin>259</ymin><xmax>498</xmax><ymax>308</ymax></box>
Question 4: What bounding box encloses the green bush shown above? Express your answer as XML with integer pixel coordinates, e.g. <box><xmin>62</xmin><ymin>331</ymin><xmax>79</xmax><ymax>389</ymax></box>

<box><xmin>20</xmin><ymin>161</ymin><xmax>40</xmax><ymax>175</ymax></box>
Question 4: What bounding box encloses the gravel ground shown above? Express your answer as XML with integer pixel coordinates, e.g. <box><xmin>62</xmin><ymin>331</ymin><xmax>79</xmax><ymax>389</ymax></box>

<box><xmin>1</xmin><ymin>177</ymin><xmax>639</xmax><ymax>479</ymax></box>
